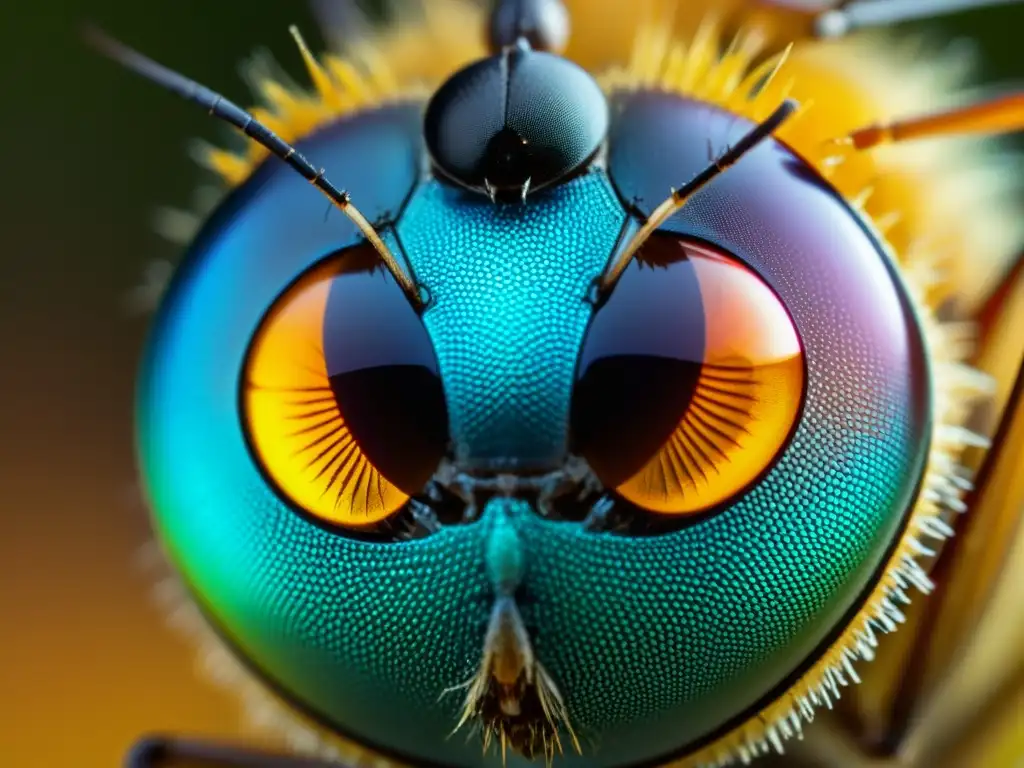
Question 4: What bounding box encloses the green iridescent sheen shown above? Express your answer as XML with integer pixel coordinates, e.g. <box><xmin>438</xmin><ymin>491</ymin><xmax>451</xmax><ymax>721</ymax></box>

<box><xmin>137</xmin><ymin>104</ymin><xmax>930</xmax><ymax>767</ymax></box>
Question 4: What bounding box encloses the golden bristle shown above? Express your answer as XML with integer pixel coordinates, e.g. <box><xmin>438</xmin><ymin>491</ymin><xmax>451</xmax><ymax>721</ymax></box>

<box><xmin>200</xmin><ymin>147</ymin><xmax>251</xmax><ymax>187</ymax></box>
<box><xmin>679</xmin><ymin>16</ymin><xmax>721</xmax><ymax>92</ymax></box>
<box><xmin>723</xmin><ymin>43</ymin><xmax>791</xmax><ymax>109</ymax></box>
<box><xmin>323</xmin><ymin>57</ymin><xmax>375</xmax><ymax>108</ymax></box>
<box><xmin>288</xmin><ymin>26</ymin><xmax>346</xmax><ymax>111</ymax></box>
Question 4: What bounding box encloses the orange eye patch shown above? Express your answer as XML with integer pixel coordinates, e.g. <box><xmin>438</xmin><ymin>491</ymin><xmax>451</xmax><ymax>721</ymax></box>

<box><xmin>242</xmin><ymin>246</ymin><xmax>449</xmax><ymax>529</ymax></box>
<box><xmin>573</xmin><ymin>236</ymin><xmax>804</xmax><ymax>515</ymax></box>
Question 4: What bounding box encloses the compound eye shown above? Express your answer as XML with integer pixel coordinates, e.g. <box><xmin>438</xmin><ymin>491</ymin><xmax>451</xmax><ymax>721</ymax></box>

<box><xmin>572</xmin><ymin>235</ymin><xmax>805</xmax><ymax>516</ymax></box>
<box><xmin>242</xmin><ymin>244</ymin><xmax>449</xmax><ymax>530</ymax></box>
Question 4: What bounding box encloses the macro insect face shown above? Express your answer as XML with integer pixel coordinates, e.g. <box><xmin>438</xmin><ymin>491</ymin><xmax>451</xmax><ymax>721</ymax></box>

<box><xmin>99</xmin><ymin>1</ymin><xmax>1024</xmax><ymax>766</ymax></box>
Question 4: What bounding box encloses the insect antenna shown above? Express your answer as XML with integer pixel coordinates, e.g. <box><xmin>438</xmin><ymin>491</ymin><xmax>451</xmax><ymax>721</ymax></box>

<box><xmin>598</xmin><ymin>99</ymin><xmax>799</xmax><ymax>294</ymax></box>
<box><xmin>83</xmin><ymin>24</ymin><xmax>424</xmax><ymax>308</ymax></box>
<box><xmin>838</xmin><ymin>92</ymin><xmax>1024</xmax><ymax>150</ymax></box>
<box><xmin>815</xmin><ymin>0</ymin><xmax>1020</xmax><ymax>38</ymax></box>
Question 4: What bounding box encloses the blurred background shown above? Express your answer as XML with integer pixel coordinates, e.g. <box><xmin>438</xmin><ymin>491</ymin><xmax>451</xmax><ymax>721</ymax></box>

<box><xmin>1</xmin><ymin>2</ymin><xmax>1021</xmax><ymax>767</ymax></box>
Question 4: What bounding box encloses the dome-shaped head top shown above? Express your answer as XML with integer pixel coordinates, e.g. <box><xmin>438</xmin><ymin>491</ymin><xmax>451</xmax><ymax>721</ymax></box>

<box><xmin>488</xmin><ymin>0</ymin><xmax>571</xmax><ymax>54</ymax></box>
<box><xmin>423</xmin><ymin>39</ymin><xmax>609</xmax><ymax>200</ymax></box>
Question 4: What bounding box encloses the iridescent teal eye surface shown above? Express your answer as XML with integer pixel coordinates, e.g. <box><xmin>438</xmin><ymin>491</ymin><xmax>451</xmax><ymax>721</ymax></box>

<box><xmin>139</xmin><ymin>90</ymin><xmax>931</xmax><ymax>767</ymax></box>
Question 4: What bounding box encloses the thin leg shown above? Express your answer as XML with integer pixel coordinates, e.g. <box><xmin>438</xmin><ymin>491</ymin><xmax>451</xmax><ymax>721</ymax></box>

<box><xmin>125</xmin><ymin>736</ymin><xmax>355</xmax><ymax>768</ymax></box>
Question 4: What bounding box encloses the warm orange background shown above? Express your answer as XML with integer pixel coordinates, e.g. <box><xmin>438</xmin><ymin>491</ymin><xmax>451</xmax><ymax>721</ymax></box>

<box><xmin>3</xmin><ymin>2</ymin><xmax>1022</xmax><ymax>767</ymax></box>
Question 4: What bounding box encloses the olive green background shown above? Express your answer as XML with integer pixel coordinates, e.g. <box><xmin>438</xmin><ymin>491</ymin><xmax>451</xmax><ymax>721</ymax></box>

<box><xmin>1</xmin><ymin>2</ymin><xmax>1020</xmax><ymax>766</ymax></box>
